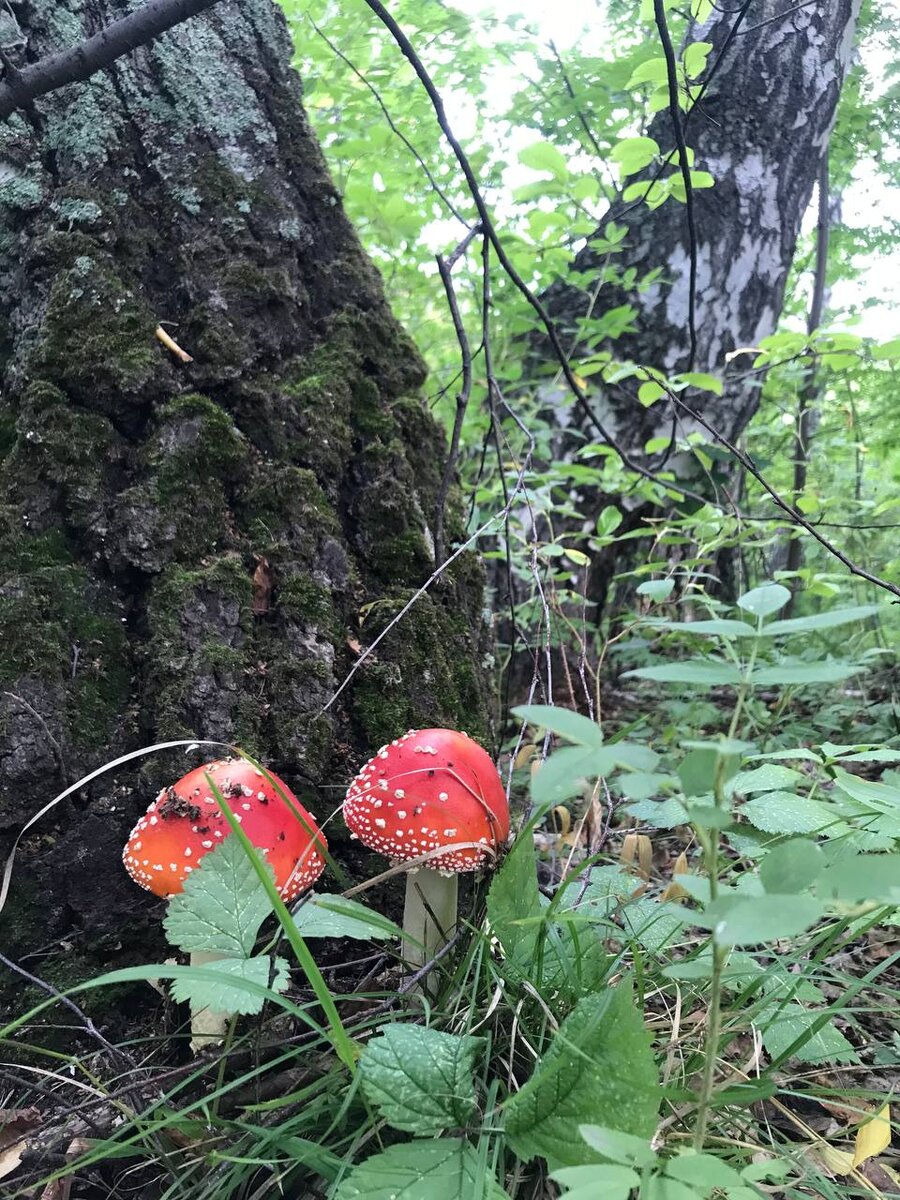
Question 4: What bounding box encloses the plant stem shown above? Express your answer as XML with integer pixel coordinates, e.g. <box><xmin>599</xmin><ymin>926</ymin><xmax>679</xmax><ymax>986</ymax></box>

<box><xmin>188</xmin><ymin>950</ymin><xmax>230</xmax><ymax>1051</ymax></box>
<box><xmin>402</xmin><ymin>869</ymin><xmax>458</xmax><ymax>983</ymax></box>
<box><xmin>693</xmin><ymin>757</ymin><xmax>728</xmax><ymax>1150</ymax></box>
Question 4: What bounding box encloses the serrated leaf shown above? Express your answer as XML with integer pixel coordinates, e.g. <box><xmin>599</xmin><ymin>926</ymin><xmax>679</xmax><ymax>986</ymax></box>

<box><xmin>623</xmin><ymin>661</ymin><xmax>742</xmax><ymax>685</ymax></box>
<box><xmin>359</xmin><ymin>1025</ymin><xmax>479</xmax><ymax>1135</ymax></box>
<box><xmin>737</xmin><ymin>584</ymin><xmax>791</xmax><ymax>619</ymax></box>
<box><xmin>169</xmin><ymin>954</ymin><xmax>289</xmax><ymax>1016</ymax></box>
<box><xmin>334</xmin><ymin>1139</ymin><xmax>506</xmax><ymax>1200</ymax></box>
<box><xmin>504</xmin><ymin>983</ymin><xmax>658</xmax><ymax>1168</ymax></box>
<box><xmin>163</xmin><ymin>837</ymin><xmax>275</xmax><ymax>956</ymax></box>
<box><xmin>292</xmin><ymin>893</ymin><xmax>401</xmax><ymax>941</ymax></box>
<box><xmin>741</xmin><ymin>792</ymin><xmax>836</xmax><ymax>834</ymax></box>
<box><xmin>732</xmin><ymin>764</ymin><xmax>803</xmax><ymax>793</ymax></box>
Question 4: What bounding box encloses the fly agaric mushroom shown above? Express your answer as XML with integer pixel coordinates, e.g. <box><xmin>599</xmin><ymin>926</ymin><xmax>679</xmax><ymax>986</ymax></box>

<box><xmin>123</xmin><ymin>758</ymin><xmax>326</xmax><ymax>1045</ymax></box>
<box><xmin>343</xmin><ymin>729</ymin><xmax>509</xmax><ymax>973</ymax></box>
<box><xmin>123</xmin><ymin>757</ymin><xmax>326</xmax><ymax>900</ymax></box>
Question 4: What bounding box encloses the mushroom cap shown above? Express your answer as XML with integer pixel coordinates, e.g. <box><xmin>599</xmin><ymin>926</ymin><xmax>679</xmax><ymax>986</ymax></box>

<box><xmin>122</xmin><ymin>758</ymin><xmax>327</xmax><ymax>900</ymax></box>
<box><xmin>343</xmin><ymin>729</ymin><xmax>509</xmax><ymax>871</ymax></box>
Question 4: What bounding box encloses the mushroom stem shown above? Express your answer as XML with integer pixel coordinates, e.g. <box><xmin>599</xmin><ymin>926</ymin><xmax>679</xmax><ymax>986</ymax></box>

<box><xmin>188</xmin><ymin>950</ymin><xmax>231</xmax><ymax>1051</ymax></box>
<box><xmin>402</xmin><ymin>868</ymin><xmax>458</xmax><ymax>979</ymax></box>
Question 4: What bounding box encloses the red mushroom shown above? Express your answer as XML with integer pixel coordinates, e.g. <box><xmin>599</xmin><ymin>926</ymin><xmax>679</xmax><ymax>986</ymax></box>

<box><xmin>122</xmin><ymin>757</ymin><xmax>327</xmax><ymax>901</ymax></box>
<box><xmin>343</xmin><ymin>729</ymin><xmax>509</xmax><ymax>973</ymax></box>
<box><xmin>123</xmin><ymin>758</ymin><xmax>327</xmax><ymax>1046</ymax></box>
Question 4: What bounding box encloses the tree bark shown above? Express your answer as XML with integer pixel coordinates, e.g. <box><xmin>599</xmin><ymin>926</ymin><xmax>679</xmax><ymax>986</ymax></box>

<box><xmin>0</xmin><ymin>0</ymin><xmax>487</xmax><ymax>1041</ymax></box>
<box><xmin>542</xmin><ymin>0</ymin><xmax>860</xmax><ymax>452</ymax></box>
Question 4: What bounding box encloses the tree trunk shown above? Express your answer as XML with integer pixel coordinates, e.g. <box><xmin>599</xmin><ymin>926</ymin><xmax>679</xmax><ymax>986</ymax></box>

<box><xmin>542</xmin><ymin>0</ymin><xmax>860</xmax><ymax>452</ymax></box>
<box><xmin>0</xmin><ymin>0</ymin><xmax>487</xmax><ymax>1041</ymax></box>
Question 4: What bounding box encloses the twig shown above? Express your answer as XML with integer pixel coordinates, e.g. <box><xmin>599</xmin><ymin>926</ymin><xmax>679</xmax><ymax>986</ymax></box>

<box><xmin>653</xmin><ymin>0</ymin><xmax>698</xmax><ymax>370</ymax></box>
<box><xmin>0</xmin><ymin>0</ymin><xmax>225</xmax><ymax>121</ymax></box>
<box><xmin>434</xmin><ymin>224</ymin><xmax>481</xmax><ymax>561</ymax></box>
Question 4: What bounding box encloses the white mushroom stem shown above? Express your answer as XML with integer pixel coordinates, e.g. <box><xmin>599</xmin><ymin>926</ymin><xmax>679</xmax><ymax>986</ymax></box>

<box><xmin>188</xmin><ymin>950</ymin><xmax>231</xmax><ymax>1051</ymax></box>
<box><xmin>402</xmin><ymin>868</ymin><xmax>458</xmax><ymax>978</ymax></box>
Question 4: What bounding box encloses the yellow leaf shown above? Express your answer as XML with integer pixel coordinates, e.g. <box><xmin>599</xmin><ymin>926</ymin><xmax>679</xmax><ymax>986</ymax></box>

<box><xmin>853</xmin><ymin>1103</ymin><xmax>891</xmax><ymax>1167</ymax></box>
<box><xmin>515</xmin><ymin>743</ymin><xmax>537</xmax><ymax>770</ymax></box>
<box><xmin>551</xmin><ymin>805</ymin><xmax>571</xmax><ymax>837</ymax></box>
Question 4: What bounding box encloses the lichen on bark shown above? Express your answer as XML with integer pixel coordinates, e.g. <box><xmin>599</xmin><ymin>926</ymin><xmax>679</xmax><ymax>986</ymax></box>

<box><xmin>0</xmin><ymin>0</ymin><xmax>489</xmax><ymax>1045</ymax></box>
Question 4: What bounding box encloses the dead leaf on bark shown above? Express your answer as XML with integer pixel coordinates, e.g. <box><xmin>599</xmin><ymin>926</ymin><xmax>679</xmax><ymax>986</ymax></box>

<box><xmin>38</xmin><ymin>1137</ymin><xmax>93</xmax><ymax>1200</ymax></box>
<box><xmin>0</xmin><ymin>1106</ymin><xmax>41</xmax><ymax>1180</ymax></box>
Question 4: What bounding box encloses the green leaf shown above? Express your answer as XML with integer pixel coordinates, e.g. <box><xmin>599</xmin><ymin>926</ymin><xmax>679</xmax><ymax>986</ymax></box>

<box><xmin>623</xmin><ymin>661</ymin><xmax>742</xmax><ymax>685</ymax></box>
<box><xmin>636</xmin><ymin>579</ymin><xmax>674</xmax><ymax>600</ymax></box>
<box><xmin>578</xmin><ymin>1125</ymin><xmax>656</xmax><ymax>1167</ymax></box>
<box><xmin>644</xmin><ymin>618</ymin><xmax>754</xmax><ymax>637</ymax></box>
<box><xmin>639</xmin><ymin>380</ymin><xmax>666</xmax><ymax>406</ymax></box>
<box><xmin>334</xmin><ymin>1139</ymin><xmax>506</xmax><ymax>1200</ymax></box>
<box><xmin>504</xmin><ymin>983</ymin><xmax>658</xmax><ymax>1168</ymax></box>
<box><xmin>816</xmin><ymin>853</ymin><xmax>900</xmax><ymax>904</ymax></box>
<box><xmin>530</xmin><ymin>746</ymin><xmax>607</xmax><ymax>807</ymax></box>
<box><xmin>872</xmin><ymin>337</ymin><xmax>900</xmax><ymax>360</ymax></box>
<box><xmin>732</xmin><ymin>764</ymin><xmax>803</xmax><ymax>793</ymax></box>
<box><xmin>751</xmin><ymin>662</ymin><xmax>860</xmax><ymax>686</ymax></box>
<box><xmin>682</xmin><ymin>40</ymin><xmax>712</xmax><ymax>79</ymax></box>
<box><xmin>620</xmin><ymin>899</ymin><xmax>688</xmax><ymax>953</ymax></box>
<box><xmin>610</xmin><ymin>135</ymin><xmax>659</xmax><ymax>177</ymax></box>
<box><xmin>596</xmin><ymin>505</ymin><xmax>623</xmax><ymax>537</ymax></box>
<box><xmin>759</xmin><ymin>840</ymin><xmax>824</xmax><ymax>894</ymax></box>
<box><xmin>359</xmin><ymin>1025</ymin><xmax>479</xmax><ymax>1135</ymax></box>
<box><xmin>643</xmin><ymin>1175</ymin><xmax>697</xmax><ymax>1200</ymax></box>
<box><xmin>761</xmin><ymin>1004</ymin><xmax>858</xmax><ymax>1065</ymax></box>
<box><xmin>169</xmin><ymin>954</ymin><xmax>289</xmax><ymax>1016</ymax></box>
<box><xmin>741</xmin><ymin>792</ymin><xmax>837</xmax><ymax>835</ymax></box>
<box><xmin>665</xmin><ymin>1152</ymin><xmax>743</xmax><ymax>1187</ymax></box>
<box><xmin>707</xmin><ymin>894</ymin><xmax>823</xmax><ymax>945</ymax></box>
<box><xmin>292</xmin><ymin>893</ymin><xmax>401</xmax><ymax>941</ymax></box>
<box><xmin>627</xmin><ymin>57</ymin><xmax>668</xmax><ymax>88</ymax></box>
<box><xmin>513</xmin><ymin>705</ymin><xmax>604</xmax><ymax>747</ymax></box>
<box><xmin>551</xmin><ymin>1162</ymin><xmax>641</xmax><ymax>1198</ymax></box>
<box><xmin>736</xmin><ymin>583</ymin><xmax>791</xmax><ymax>619</ymax></box>
<box><xmin>519</xmin><ymin>140</ymin><xmax>569</xmax><ymax>181</ymax></box>
<box><xmin>762</xmin><ymin>607</ymin><xmax>881</xmax><ymax>637</ymax></box>
<box><xmin>163</xmin><ymin>836</ymin><xmax>274</xmax><ymax>956</ymax></box>
<box><xmin>678</xmin><ymin>371</ymin><xmax>723</xmax><ymax>396</ymax></box>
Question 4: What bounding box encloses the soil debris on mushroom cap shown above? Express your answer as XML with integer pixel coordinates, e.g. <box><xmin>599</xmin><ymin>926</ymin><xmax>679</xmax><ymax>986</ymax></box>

<box><xmin>343</xmin><ymin>728</ymin><xmax>509</xmax><ymax>871</ymax></box>
<box><xmin>122</xmin><ymin>758</ymin><xmax>326</xmax><ymax>900</ymax></box>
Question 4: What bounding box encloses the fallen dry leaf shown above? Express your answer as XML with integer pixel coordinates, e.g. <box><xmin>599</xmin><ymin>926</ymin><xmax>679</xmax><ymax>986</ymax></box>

<box><xmin>0</xmin><ymin>1107</ymin><xmax>41</xmax><ymax>1180</ymax></box>
<box><xmin>853</xmin><ymin>1103</ymin><xmax>891</xmax><ymax>1168</ymax></box>
<box><xmin>251</xmin><ymin>555</ymin><xmax>274</xmax><ymax>616</ymax></box>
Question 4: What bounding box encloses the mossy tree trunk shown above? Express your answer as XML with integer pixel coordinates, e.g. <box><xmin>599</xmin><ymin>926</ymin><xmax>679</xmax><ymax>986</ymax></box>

<box><xmin>0</xmin><ymin>0</ymin><xmax>487</xmax><ymax>1033</ymax></box>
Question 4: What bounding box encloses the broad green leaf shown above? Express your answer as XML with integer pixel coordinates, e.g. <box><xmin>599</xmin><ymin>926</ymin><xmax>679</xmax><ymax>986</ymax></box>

<box><xmin>831</xmin><ymin>769</ymin><xmax>900</xmax><ymax>812</ymax></box>
<box><xmin>164</xmin><ymin>836</ymin><xmax>274</xmax><ymax>956</ymax></box>
<box><xmin>760</xmin><ymin>605</ymin><xmax>880</xmax><ymax>636</ymax></box>
<box><xmin>621</xmin><ymin>898</ymin><xmax>688</xmax><ymax>953</ymax></box>
<box><xmin>644</xmin><ymin>618</ymin><xmax>755</xmax><ymax>637</ymax></box>
<box><xmin>751</xmin><ymin>662</ymin><xmax>860</xmax><ymax>686</ymax></box>
<box><xmin>760</xmin><ymin>840</ymin><xmax>824</xmax><ymax>894</ymax></box>
<box><xmin>519</xmin><ymin>140</ymin><xmax>569</xmax><ymax>181</ymax></box>
<box><xmin>623</xmin><ymin>661</ymin><xmax>742</xmax><ymax>685</ymax></box>
<box><xmin>636</xmin><ymin>579</ymin><xmax>674</xmax><ymax>600</ymax></box>
<box><xmin>610</xmin><ymin>135</ymin><xmax>659</xmax><ymax>176</ymax></box>
<box><xmin>513</xmin><ymin>705</ymin><xmax>604</xmax><ymax>747</ymax></box>
<box><xmin>679</xmin><ymin>371</ymin><xmax>723</xmax><ymax>395</ymax></box>
<box><xmin>624</xmin><ymin>797</ymin><xmax>689</xmax><ymax>828</ymax></box>
<box><xmin>596</xmin><ymin>505</ymin><xmax>623</xmax><ymax>536</ymax></box>
<box><xmin>551</xmin><ymin>1162</ymin><xmax>640</xmax><ymax>1198</ymax></box>
<box><xmin>872</xmin><ymin>337</ymin><xmax>900</xmax><ymax>360</ymax></box>
<box><xmin>169</xmin><ymin>954</ymin><xmax>289</xmax><ymax>1016</ymax></box>
<box><xmin>639</xmin><ymin>380</ymin><xmax>666</xmax><ymax>406</ymax></box>
<box><xmin>816</xmin><ymin>853</ymin><xmax>900</xmax><ymax>904</ymax></box>
<box><xmin>359</xmin><ymin>1025</ymin><xmax>479</xmax><ymax>1135</ymax></box>
<box><xmin>760</xmin><ymin>1003</ymin><xmax>858</xmax><ymax>1065</ymax></box>
<box><xmin>707</xmin><ymin>894</ymin><xmax>823</xmax><ymax>945</ymax></box>
<box><xmin>736</xmin><ymin>583</ymin><xmax>791</xmax><ymax>619</ymax></box>
<box><xmin>504</xmin><ymin>983</ymin><xmax>658</xmax><ymax>1168</ymax></box>
<box><xmin>578</xmin><ymin>1125</ymin><xmax>656</xmax><ymax>1167</ymax></box>
<box><xmin>731</xmin><ymin>764</ymin><xmax>803</xmax><ymax>793</ymax></box>
<box><xmin>618</xmin><ymin>771</ymin><xmax>672</xmax><ymax>800</ymax></box>
<box><xmin>531</xmin><ymin>746</ymin><xmax>608</xmax><ymax>807</ymax></box>
<box><xmin>292</xmin><ymin>893</ymin><xmax>401</xmax><ymax>941</ymax></box>
<box><xmin>626</xmin><ymin>57</ymin><xmax>668</xmax><ymax>88</ymax></box>
<box><xmin>334</xmin><ymin>1139</ymin><xmax>506</xmax><ymax>1200</ymax></box>
<box><xmin>741</xmin><ymin>792</ymin><xmax>836</xmax><ymax>834</ymax></box>
<box><xmin>682</xmin><ymin>40</ymin><xmax>712</xmax><ymax>79</ymax></box>
<box><xmin>643</xmin><ymin>1175</ymin><xmax>697</xmax><ymax>1200</ymax></box>
<box><xmin>665</xmin><ymin>1152</ymin><xmax>743</xmax><ymax>1187</ymax></box>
